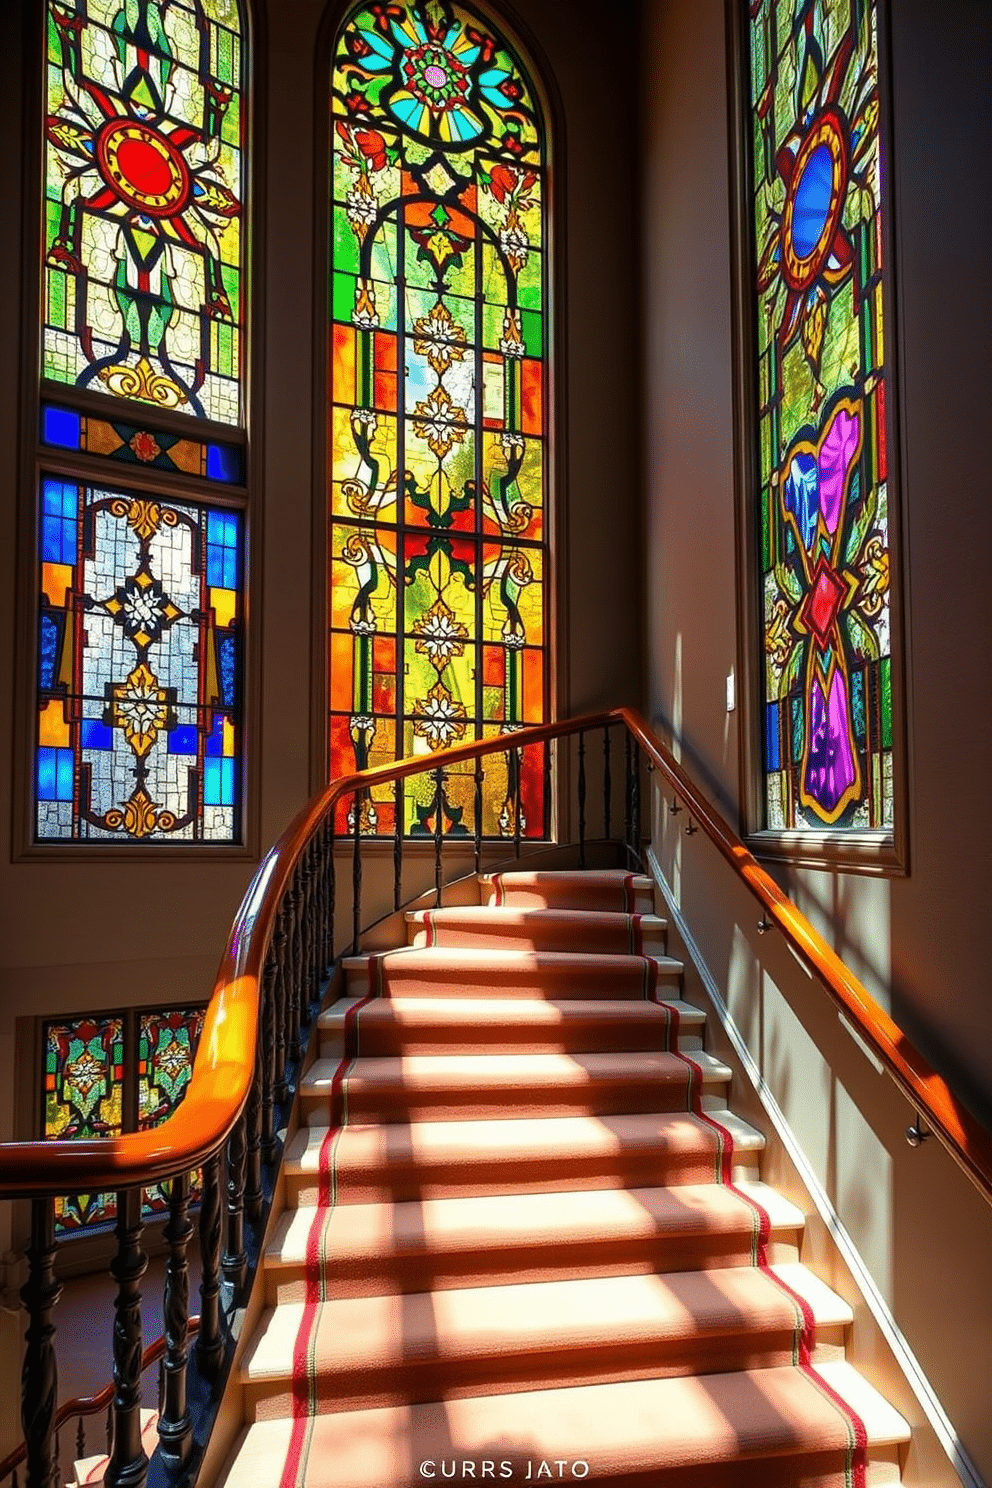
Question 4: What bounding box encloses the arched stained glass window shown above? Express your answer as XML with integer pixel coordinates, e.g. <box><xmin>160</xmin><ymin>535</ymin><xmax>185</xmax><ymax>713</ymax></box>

<box><xmin>33</xmin><ymin>0</ymin><xmax>249</xmax><ymax>844</ymax></box>
<box><xmin>746</xmin><ymin>0</ymin><xmax>896</xmax><ymax>834</ymax></box>
<box><xmin>328</xmin><ymin>0</ymin><xmax>550</xmax><ymax>839</ymax></box>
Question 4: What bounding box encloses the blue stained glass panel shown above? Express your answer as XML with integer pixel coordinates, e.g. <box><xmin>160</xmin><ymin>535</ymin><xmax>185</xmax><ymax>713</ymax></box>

<box><xmin>39</xmin><ymin>614</ymin><xmax>59</xmax><ymax>689</ymax></box>
<box><xmin>38</xmin><ymin>746</ymin><xmax>73</xmax><ymax>801</ymax></box>
<box><xmin>204</xmin><ymin>756</ymin><xmax>235</xmax><ymax>806</ymax></box>
<box><xmin>80</xmin><ymin>719</ymin><xmax>113</xmax><ymax>749</ymax></box>
<box><xmin>168</xmin><ymin>726</ymin><xmax>198</xmax><ymax>754</ymax></box>
<box><xmin>42</xmin><ymin>405</ymin><xmax>81</xmax><ymax>449</ymax></box>
<box><xmin>206</xmin><ymin>444</ymin><xmax>243</xmax><ymax>483</ymax></box>
<box><xmin>218</xmin><ymin>634</ymin><xmax>237</xmax><ymax>708</ymax></box>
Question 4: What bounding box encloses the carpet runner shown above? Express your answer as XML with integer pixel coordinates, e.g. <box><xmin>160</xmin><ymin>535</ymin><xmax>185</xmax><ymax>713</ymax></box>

<box><xmin>218</xmin><ymin>869</ymin><xmax>910</xmax><ymax>1488</ymax></box>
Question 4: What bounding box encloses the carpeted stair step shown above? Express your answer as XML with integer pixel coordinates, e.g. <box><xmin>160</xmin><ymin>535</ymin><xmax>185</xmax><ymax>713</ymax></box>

<box><xmin>220</xmin><ymin>1359</ymin><xmax>910</xmax><ymax>1488</ymax></box>
<box><xmin>317</xmin><ymin>994</ymin><xmax>706</xmax><ymax>1058</ymax></box>
<box><xmin>264</xmin><ymin>1180</ymin><xmax>804</xmax><ymax>1303</ymax></box>
<box><xmin>480</xmin><ymin>869</ymin><xmax>656</xmax><ymax>912</ymax></box>
<box><xmin>342</xmin><ymin>947</ymin><xmax>684</xmax><ymax>1000</ymax></box>
<box><xmin>283</xmin><ymin>1108</ymin><xmax>765</xmax><ymax>1206</ymax></box>
<box><xmin>406</xmin><ymin>907</ymin><xmax>668</xmax><ymax>956</ymax></box>
<box><xmin>241</xmin><ymin>1263</ymin><xmax>853</xmax><ymax>1419</ymax></box>
<box><xmin>299</xmin><ymin>1048</ymin><xmax>733</xmax><ymax>1125</ymax></box>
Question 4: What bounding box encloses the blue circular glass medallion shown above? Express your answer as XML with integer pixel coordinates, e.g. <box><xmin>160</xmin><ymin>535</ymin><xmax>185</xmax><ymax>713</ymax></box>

<box><xmin>791</xmin><ymin>143</ymin><xmax>834</xmax><ymax>260</ymax></box>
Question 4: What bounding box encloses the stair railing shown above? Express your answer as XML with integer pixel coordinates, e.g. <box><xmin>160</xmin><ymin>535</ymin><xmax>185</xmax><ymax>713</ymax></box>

<box><xmin>0</xmin><ymin>707</ymin><xmax>989</xmax><ymax>1488</ymax></box>
<box><xmin>0</xmin><ymin>710</ymin><xmax>638</xmax><ymax>1488</ymax></box>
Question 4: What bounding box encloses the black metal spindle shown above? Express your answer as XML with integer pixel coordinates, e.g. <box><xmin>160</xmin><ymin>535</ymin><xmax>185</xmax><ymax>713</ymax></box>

<box><xmin>106</xmin><ymin>1405</ymin><xmax>112</xmax><ymax>1455</ymax></box>
<box><xmin>105</xmin><ymin>1186</ymin><xmax>148</xmax><ymax>1488</ymax></box>
<box><xmin>272</xmin><ymin>910</ymin><xmax>289</xmax><ymax>1105</ymax></box>
<box><xmin>223</xmin><ymin>1112</ymin><xmax>247</xmax><ymax>1294</ymax></box>
<box><xmin>474</xmin><ymin>758</ymin><xmax>484</xmax><ymax>875</ymax></box>
<box><xmin>631</xmin><ymin>740</ymin><xmax>641</xmax><ymax>866</ymax></box>
<box><xmin>261</xmin><ymin>950</ymin><xmax>279</xmax><ymax>1163</ymax></box>
<box><xmin>577</xmin><ymin>730</ymin><xmax>587</xmax><ymax>867</ymax></box>
<box><xmin>306</xmin><ymin>838</ymin><xmax>320</xmax><ymax>1008</ymax></box>
<box><xmin>287</xmin><ymin>870</ymin><xmax>303</xmax><ymax>1063</ymax></box>
<box><xmin>76</xmin><ymin>1418</ymin><xmax>84</xmax><ymax>1462</ymax></box>
<box><xmin>433</xmin><ymin>767</ymin><xmax>444</xmax><ymax>907</ymax></box>
<box><xmin>21</xmin><ymin>1196</ymin><xmax>60</xmax><ymax>1488</ymax></box>
<box><xmin>513</xmin><ymin>747</ymin><xmax>522</xmax><ymax>859</ymax></box>
<box><xmin>157</xmin><ymin>1172</ymin><xmax>193</xmax><ymax>1471</ymax></box>
<box><xmin>245</xmin><ymin>1039</ymin><xmax>264</xmax><ymax>1221</ymax></box>
<box><xmin>393</xmin><ymin>778</ymin><xmax>403</xmax><ymax>912</ymax></box>
<box><xmin>352</xmin><ymin>789</ymin><xmax>362</xmax><ymax>954</ymax></box>
<box><xmin>624</xmin><ymin>731</ymin><xmax>632</xmax><ymax>855</ymax></box>
<box><xmin>321</xmin><ymin>817</ymin><xmax>333</xmax><ymax>979</ymax></box>
<box><xmin>603</xmin><ymin>726</ymin><xmax>612</xmax><ymax>840</ymax></box>
<box><xmin>542</xmin><ymin>741</ymin><xmax>552</xmax><ymax>840</ymax></box>
<box><xmin>327</xmin><ymin>822</ymin><xmax>336</xmax><ymax>975</ymax></box>
<box><xmin>196</xmin><ymin>1152</ymin><xmax>224</xmax><ymax>1379</ymax></box>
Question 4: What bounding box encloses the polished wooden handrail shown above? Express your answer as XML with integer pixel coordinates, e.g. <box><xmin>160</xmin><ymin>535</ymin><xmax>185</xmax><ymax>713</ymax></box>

<box><xmin>0</xmin><ymin>710</ymin><xmax>607</xmax><ymax>1197</ymax></box>
<box><xmin>1</xmin><ymin>706</ymin><xmax>988</xmax><ymax>1209</ymax></box>
<box><xmin>0</xmin><ymin>1319</ymin><xmax>200</xmax><ymax>1483</ymax></box>
<box><xmin>620</xmin><ymin>710</ymin><xmax>992</xmax><ymax>1206</ymax></box>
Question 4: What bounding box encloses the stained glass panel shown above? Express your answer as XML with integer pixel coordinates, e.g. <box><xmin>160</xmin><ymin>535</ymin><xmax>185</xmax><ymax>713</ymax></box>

<box><xmin>329</xmin><ymin>1</ymin><xmax>549</xmax><ymax>840</ymax></box>
<box><xmin>43</xmin><ymin>0</ymin><xmax>246</xmax><ymax>425</ymax></box>
<box><xmin>35</xmin><ymin>476</ymin><xmax>243</xmax><ymax>841</ymax></box>
<box><xmin>747</xmin><ymin>0</ymin><xmax>893</xmax><ymax>830</ymax></box>
<box><xmin>44</xmin><ymin>1016</ymin><xmax>123</xmax><ymax>1233</ymax></box>
<box><xmin>139</xmin><ymin>1006</ymin><xmax>205</xmax><ymax>1215</ymax></box>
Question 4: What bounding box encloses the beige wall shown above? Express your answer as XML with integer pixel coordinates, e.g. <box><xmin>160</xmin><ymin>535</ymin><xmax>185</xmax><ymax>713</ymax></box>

<box><xmin>640</xmin><ymin>0</ymin><xmax>992</xmax><ymax>1478</ymax></box>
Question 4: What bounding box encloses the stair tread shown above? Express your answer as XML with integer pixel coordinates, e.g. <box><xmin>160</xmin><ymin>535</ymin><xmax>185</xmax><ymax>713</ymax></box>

<box><xmin>479</xmin><ymin>871</ymin><xmax>655</xmax><ymax>887</ymax></box>
<box><xmin>318</xmin><ymin>994</ymin><xmax>705</xmax><ymax>1029</ymax></box>
<box><xmin>220</xmin><ymin>1362</ymin><xmax>909</xmax><ymax>1488</ymax></box>
<box><xmin>285</xmin><ymin>1108</ymin><xmax>765</xmax><ymax>1172</ymax></box>
<box><xmin>302</xmin><ymin>1048</ymin><xmax>732</xmax><ymax>1091</ymax></box>
<box><xmin>267</xmin><ymin>1180</ymin><xmax>805</xmax><ymax>1266</ymax></box>
<box><xmin>406</xmin><ymin>908</ymin><xmax>668</xmax><ymax>928</ymax></box>
<box><xmin>343</xmin><ymin>947</ymin><xmax>683</xmax><ymax>972</ymax></box>
<box><xmin>243</xmin><ymin>1264</ymin><xmax>853</xmax><ymax>1381</ymax></box>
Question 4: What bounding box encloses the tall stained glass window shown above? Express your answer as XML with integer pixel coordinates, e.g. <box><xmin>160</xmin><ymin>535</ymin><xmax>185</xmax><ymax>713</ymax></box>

<box><xmin>746</xmin><ymin>1</ymin><xmax>895</xmax><ymax>832</ymax></box>
<box><xmin>328</xmin><ymin>1</ymin><xmax>550</xmax><ymax>840</ymax></box>
<box><xmin>33</xmin><ymin>0</ymin><xmax>249</xmax><ymax>845</ymax></box>
<box><xmin>43</xmin><ymin>1006</ymin><xmax>205</xmax><ymax>1235</ymax></box>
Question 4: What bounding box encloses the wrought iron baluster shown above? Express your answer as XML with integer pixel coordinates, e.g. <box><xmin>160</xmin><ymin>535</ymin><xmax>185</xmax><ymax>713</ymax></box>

<box><xmin>474</xmin><ymin>758</ymin><xmax>484</xmax><ymax>876</ymax></box>
<box><xmin>306</xmin><ymin>838</ymin><xmax>320</xmax><ymax>1009</ymax></box>
<box><xmin>21</xmin><ymin>1196</ymin><xmax>60</xmax><ymax>1488</ymax></box>
<box><xmin>352</xmin><ymin>789</ymin><xmax>362</xmax><ymax>954</ymax></box>
<box><xmin>624</xmin><ymin>731</ymin><xmax>632</xmax><ymax>856</ymax></box>
<box><xmin>105</xmin><ymin>1186</ymin><xmax>147</xmax><ymax>1488</ymax></box>
<box><xmin>393</xmin><ymin>778</ymin><xmax>403</xmax><ymax>912</ymax></box>
<box><xmin>245</xmin><ymin>1038</ymin><xmax>264</xmax><ymax>1221</ymax></box>
<box><xmin>321</xmin><ymin>817</ymin><xmax>333</xmax><ymax>980</ymax></box>
<box><xmin>631</xmin><ymin>739</ymin><xmax>641</xmax><ymax>866</ymax></box>
<box><xmin>543</xmin><ymin>741</ymin><xmax>552</xmax><ymax>841</ymax></box>
<box><xmin>76</xmin><ymin>1418</ymin><xmax>84</xmax><ymax>1463</ymax></box>
<box><xmin>272</xmin><ymin>910</ymin><xmax>289</xmax><ymax>1105</ymax></box>
<box><xmin>223</xmin><ymin>1112</ymin><xmax>247</xmax><ymax>1294</ymax></box>
<box><xmin>513</xmin><ymin>748</ymin><xmax>522</xmax><ymax>859</ymax></box>
<box><xmin>196</xmin><ymin>1152</ymin><xmax>223</xmax><ymax>1380</ymax></box>
<box><xmin>157</xmin><ymin>1172</ymin><xmax>192</xmax><ymax>1471</ymax></box>
<box><xmin>603</xmin><ymin>725</ymin><xmax>612</xmax><ymax>840</ymax></box>
<box><xmin>261</xmin><ymin>950</ymin><xmax>279</xmax><ymax>1164</ymax></box>
<box><xmin>577</xmin><ymin>731</ymin><xmax>587</xmax><ymax>867</ymax></box>
<box><xmin>287</xmin><ymin>869</ymin><xmax>303</xmax><ymax>1063</ymax></box>
<box><xmin>433</xmin><ymin>768</ymin><xmax>445</xmax><ymax>907</ymax></box>
<box><xmin>327</xmin><ymin>823</ymin><xmax>336</xmax><ymax>976</ymax></box>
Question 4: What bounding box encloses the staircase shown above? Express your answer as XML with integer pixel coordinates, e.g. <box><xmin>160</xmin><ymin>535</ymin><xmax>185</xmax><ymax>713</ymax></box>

<box><xmin>217</xmin><ymin>868</ymin><xmax>910</xmax><ymax>1488</ymax></box>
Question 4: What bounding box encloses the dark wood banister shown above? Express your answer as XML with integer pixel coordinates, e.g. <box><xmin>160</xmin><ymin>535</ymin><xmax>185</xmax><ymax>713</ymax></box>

<box><xmin>0</xmin><ymin>707</ymin><xmax>989</xmax><ymax>1210</ymax></box>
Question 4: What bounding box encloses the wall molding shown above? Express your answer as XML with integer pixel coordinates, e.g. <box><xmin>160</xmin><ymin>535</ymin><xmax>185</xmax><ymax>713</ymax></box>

<box><xmin>646</xmin><ymin>844</ymin><xmax>985</xmax><ymax>1488</ymax></box>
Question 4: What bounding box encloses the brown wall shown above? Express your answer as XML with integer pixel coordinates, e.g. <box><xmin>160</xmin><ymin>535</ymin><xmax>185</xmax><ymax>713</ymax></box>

<box><xmin>640</xmin><ymin>0</ymin><xmax>992</xmax><ymax>1478</ymax></box>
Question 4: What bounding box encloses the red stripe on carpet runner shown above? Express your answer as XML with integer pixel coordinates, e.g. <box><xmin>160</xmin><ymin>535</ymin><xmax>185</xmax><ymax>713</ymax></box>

<box><xmin>648</xmin><ymin>974</ymin><xmax>867</xmax><ymax>1486</ymax></box>
<box><xmin>280</xmin><ymin>959</ymin><xmax>382</xmax><ymax>1488</ymax></box>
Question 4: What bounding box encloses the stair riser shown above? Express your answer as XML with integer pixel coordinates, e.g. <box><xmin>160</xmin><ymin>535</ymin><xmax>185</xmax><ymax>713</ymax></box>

<box><xmin>344</xmin><ymin>968</ymin><xmax>684</xmax><ymax>1001</ymax></box>
<box><xmin>286</xmin><ymin>1152</ymin><xmax>762</xmax><ymax>1207</ymax></box>
<box><xmin>303</xmin><ymin>1077</ymin><xmax>730</xmax><ymax>1126</ymax></box>
<box><xmin>328</xmin><ymin>1021</ymin><xmax>699</xmax><ymax>1059</ymax></box>
<box><xmin>265</xmin><ymin>1231</ymin><xmax>803</xmax><ymax>1304</ymax></box>
<box><xmin>409</xmin><ymin>927</ymin><xmax>668</xmax><ymax>956</ymax></box>
<box><xmin>482</xmin><ymin>890</ymin><xmax>656</xmax><ymax>913</ymax></box>
<box><xmin>244</xmin><ymin>1323</ymin><xmax>848</xmax><ymax>1421</ymax></box>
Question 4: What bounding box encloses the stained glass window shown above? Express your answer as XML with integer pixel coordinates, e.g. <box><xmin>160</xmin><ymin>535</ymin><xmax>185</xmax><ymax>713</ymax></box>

<box><xmin>43</xmin><ymin>1007</ymin><xmax>205</xmax><ymax>1234</ymax></box>
<box><xmin>139</xmin><ymin>1006</ymin><xmax>205</xmax><ymax>1214</ymax></box>
<box><xmin>328</xmin><ymin>1</ymin><xmax>550</xmax><ymax>840</ymax></box>
<box><xmin>35</xmin><ymin>476</ymin><xmax>243</xmax><ymax>842</ymax></box>
<box><xmin>746</xmin><ymin>1</ymin><xmax>894</xmax><ymax>831</ymax></box>
<box><xmin>44</xmin><ymin>1016</ymin><xmax>123</xmax><ymax>1232</ymax></box>
<box><xmin>43</xmin><ymin>0</ymin><xmax>246</xmax><ymax>425</ymax></box>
